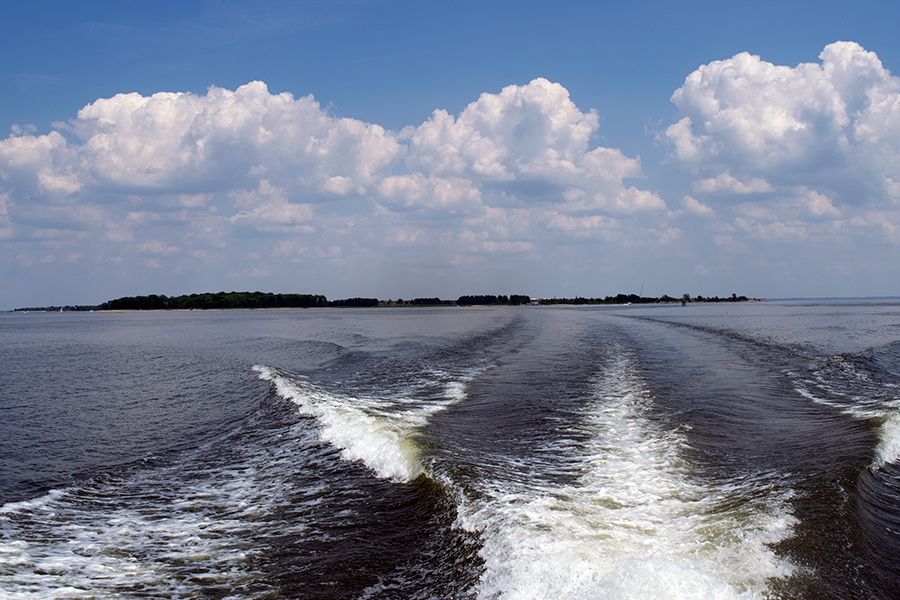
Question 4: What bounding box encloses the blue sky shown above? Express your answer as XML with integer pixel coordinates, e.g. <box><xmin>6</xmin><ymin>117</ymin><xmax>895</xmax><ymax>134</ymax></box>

<box><xmin>2</xmin><ymin>0</ymin><xmax>900</xmax><ymax>308</ymax></box>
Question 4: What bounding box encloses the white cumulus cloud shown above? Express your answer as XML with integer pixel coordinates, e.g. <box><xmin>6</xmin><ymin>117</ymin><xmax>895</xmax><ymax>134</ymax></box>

<box><xmin>680</xmin><ymin>195</ymin><xmax>716</xmax><ymax>218</ymax></box>
<box><xmin>0</xmin><ymin>77</ymin><xmax>664</xmax><ymax>302</ymax></box>
<box><xmin>666</xmin><ymin>41</ymin><xmax>900</xmax><ymax>249</ymax></box>
<box><xmin>667</xmin><ymin>41</ymin><xmax>900</xmax><ymax>207</ymax></box>
<box><xmin>403</xmin><ymin>78</ymin><xmax>664</xmax><ymax>214</ymax></box>
<box><xmin>692</xmin><ymin>171</ymin><xmax>773</xmax><ymax>194</ymax></box>
<box><xmin>68</xmin><ymin>81</ymin><xmax>403</xmax><ymax>194</ymax></box>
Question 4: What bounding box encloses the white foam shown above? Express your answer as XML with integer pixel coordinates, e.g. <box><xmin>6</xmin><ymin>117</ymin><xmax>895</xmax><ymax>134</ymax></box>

<box><xmin>0</xmin><ymin>477</ymin><xmax>275</xmax><ymax>598</ymax></box>
<box><xmin>453</xmin><ymin>353</ymin><xmax>796</xmax><ymax>600</ymax></box>
<box><xmin>873</xmin><ymin>410</ymin><xmax>900</xmax><ymax>468</ymax></box>
<box><xmin>2</xmin><ymin>363</ymin><xmax>481</xmax><ymax>599</ymax></box>
<box><xmin>0</xmin><ymin>434</ymin><xmax>331</xmax><ymax>597</ymax></box>
<box><xmin>254</xmin><ymin>364</ymin><xmax>472</xmax><ymax>482</ymax></box>
<box><xmin>0</xmin><ymin>489</ymin><xmax>66</xmax><ymax>516</ymax></box>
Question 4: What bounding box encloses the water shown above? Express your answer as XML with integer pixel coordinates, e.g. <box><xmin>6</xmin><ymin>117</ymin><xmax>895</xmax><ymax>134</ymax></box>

<box><xmin>1</xmin><ymin>302</ymin><xmax>899</xmax><ymax>599</ymax></box>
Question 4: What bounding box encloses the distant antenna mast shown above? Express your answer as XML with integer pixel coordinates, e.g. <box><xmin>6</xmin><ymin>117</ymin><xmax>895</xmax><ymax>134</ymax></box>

<box><xmin>640</xmin><ymin>285</ymin><xmax>643</xmax><ymax>297</ymax></box>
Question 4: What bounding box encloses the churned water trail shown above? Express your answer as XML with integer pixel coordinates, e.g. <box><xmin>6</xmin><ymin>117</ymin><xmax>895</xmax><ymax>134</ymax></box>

<box><xmin>1</xmin><ymin>304</ymin><xmax>899</xmax><ymax>598</ymax></box>
<box><xmin>619</xmin><ymin>303</ymin><xmax>900</xmax><ymax>599</ymax></box>
<box><xmin>448</xmin><ymin>348</ymin><xmax>795</xmax><ymax>600</ymax></box>
<box><xmin>250</xmin><ymin>312</ymin><xmax>799</xmax><ymax>599</ymax></box>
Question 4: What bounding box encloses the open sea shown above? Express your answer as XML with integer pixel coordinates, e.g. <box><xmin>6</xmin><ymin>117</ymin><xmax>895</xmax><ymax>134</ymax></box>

<box><xmin>2</xmin><ymin>301</ymin><xmax>900</xmax><ymax>599</ymax></box>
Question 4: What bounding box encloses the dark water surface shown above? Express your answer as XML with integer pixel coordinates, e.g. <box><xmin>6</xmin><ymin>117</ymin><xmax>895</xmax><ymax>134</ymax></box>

<box><xmin>1</xmin><ymin>302</ymin><xmax>899</xmax><ymax>599</ymax></box>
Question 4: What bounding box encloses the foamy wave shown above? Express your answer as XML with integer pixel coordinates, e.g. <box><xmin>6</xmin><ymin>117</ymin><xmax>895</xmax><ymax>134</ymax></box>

<box><xmin>0</xmin><ymin>489</ymin><xmax>66</xmax><ymax>515</ymax></box>
<box><xmin>793</xmin><ymin>369</ymin><xmax>900</xmax><ymax>469</ymax></box>
<box><xmin>873</xmin><ymin>411</ymin><xmax>900</xmax><ymax>468</ymax></box>
<box><xmin>254</xmin><ymin>365</ymin><xmax>468</xmax><ymax>482</ymax></box>
<box><xmin>454</xmin><ymin>353</ymin><xmax>796</xmax><ymax>600</ymax></box>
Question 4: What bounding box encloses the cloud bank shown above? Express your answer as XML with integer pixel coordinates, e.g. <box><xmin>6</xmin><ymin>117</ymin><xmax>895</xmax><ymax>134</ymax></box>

<box><xmin>0</xmin><ymin>78</ymin><xmax>667</xmax><ymax>301</ymax></box>
<box><xmin>4</xmin><ymin>41</ymin><xmax>900</xmax><ymax>306</ymax></box>
<box><xmin>666</xmin><ymin>41</ymin><xmax>900</xmax><ymax>246</ymax></box>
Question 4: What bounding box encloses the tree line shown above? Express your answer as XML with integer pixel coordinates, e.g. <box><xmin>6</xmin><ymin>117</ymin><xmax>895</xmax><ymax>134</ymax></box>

<box><xmin>12</xmin><ymin>291</ymin><xmax>755</xmax><ymax>312</ymax></box>
<box><xmin>455</xmin><ymin>295</ymin><xmax>531</xmax><ymax>305</ymax></box>
<box><xmin>537</xmin><ymin>293</ymin><xmax>750</xmax><ymax>305</ymax></box>
<box><xmin>101</xmin><ymin>292</ymin><xmax>329</xmax><ymax>310</ymax></box>
<box><xmin>102</xmin><ymin>293</ymin><xmax>534</xmax><ymax>310</ymax></box>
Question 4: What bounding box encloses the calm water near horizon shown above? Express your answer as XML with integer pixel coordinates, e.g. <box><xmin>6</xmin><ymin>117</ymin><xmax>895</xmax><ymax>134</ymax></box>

<box><xmin>2</xmin><ymin>301</ymin><xmax>900</xmax><ymax>599</ymax></box>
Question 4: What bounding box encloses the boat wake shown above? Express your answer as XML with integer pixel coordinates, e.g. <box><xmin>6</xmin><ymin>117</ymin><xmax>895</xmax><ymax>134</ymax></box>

<box><xmin>449</xmin><ymin>351</ymin><xmax>796</xmax><ymax>600</ymax></box>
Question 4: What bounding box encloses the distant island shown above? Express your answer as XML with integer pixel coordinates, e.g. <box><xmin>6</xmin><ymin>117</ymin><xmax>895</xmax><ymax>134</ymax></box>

<box><xmin>12</xmin><ymin>291</ymin><xmax>755</xmax><ymax>312</ymax></box>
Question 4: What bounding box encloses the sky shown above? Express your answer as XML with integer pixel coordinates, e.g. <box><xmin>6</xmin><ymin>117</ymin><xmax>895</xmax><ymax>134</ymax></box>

<box><xmin>2</xmin><ymin>0</ymin><xmax>900</xmax><ymax>308</ymax></box>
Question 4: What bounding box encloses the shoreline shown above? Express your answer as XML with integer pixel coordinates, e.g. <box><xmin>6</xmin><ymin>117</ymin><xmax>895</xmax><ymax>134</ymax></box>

<box><xmin>18</xmin><ymin>295</ymin><xmax>900</xmax><ymax>314</ymax></box>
